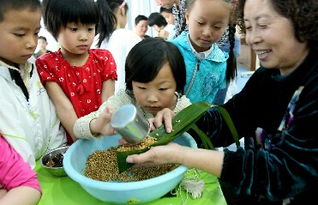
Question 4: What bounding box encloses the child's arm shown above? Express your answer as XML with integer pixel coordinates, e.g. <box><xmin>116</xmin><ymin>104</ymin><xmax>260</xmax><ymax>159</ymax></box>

<box><xmin>89</xmin><ymin>106</ymin><xmax>115</xmax><ymax>135</ymax></box>
<box><xmin>0</xmin><ymin>137</ymin><xmax>41</xmax><ymax>205</ymax></box>
<box><xmin>101</xmin><ymin>79</ymin><xmax>115</xmax><ymax>102</ymax></box>
<box><xmin>0</xmin><ymin>186</ymin><xmax>41</xmax><ymax>205</ymax></box>
<box><xmin>45</xmin><ymin>81</ymin><xmax>78</xmax><ymax>141</ymax></box>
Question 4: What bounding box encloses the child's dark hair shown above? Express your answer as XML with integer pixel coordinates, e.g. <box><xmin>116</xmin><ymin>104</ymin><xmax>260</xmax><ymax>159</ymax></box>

<box><xmin>160</xmin><ymin>7</ymin><xmax>173</xmax><ymax>14</ymax></box>
<box><xmin>43</xmin><ymin>0</ymin><xmax>99</xmax><ymax>39</ymax></box>
<box><xmin>237</xmin><ymin>0</ymin><xmax>318</xmax><ymax>49</ymax></box>
<box><xmin>96</xmin><ymin>0</ymin><xmax>128</xmax><ymax>48</ymax></box>
<box><xmin>38</xmin><ymin>36</ymin><xmax>47</xmax><ymax>42</ymax></box>
<box><xmin>135</xmin><ymin>15</ymin><xmax>148</xmax><ymax>25</ymax></box>
<box><xmin>0</xmin><ymin>0</ymin><xmax>41</xmax><ymax>22</ymax></box>
<box><xmin>125</xmin><ymin>37</ymin><xmax>186</xmax><ymax>95</ymax></box>
<box><xmin>186</xmin><ymin>0</ymin><xmax>237</xmax><ymax>81</ymax></box>
<box><xmin>148</xmin><ymin>12</ymin><xmax>168</xmax><ymax>27</ymax></box>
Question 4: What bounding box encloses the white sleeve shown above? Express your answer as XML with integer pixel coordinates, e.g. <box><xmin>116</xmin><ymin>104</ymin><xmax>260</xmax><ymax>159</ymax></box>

<box><xmin>0</xmin><ymin>100</ymin><xmax>36</xmax><ymax>169</ymax></box>
<box><xmin>73</xmin><ymin>90</ymin><xmax>133</xmax><ymax>139</ymax></box>
<box><xmin>174</xmin><ymin>95</ymin><xmax>192</xmax><ymax>113</ymax></box>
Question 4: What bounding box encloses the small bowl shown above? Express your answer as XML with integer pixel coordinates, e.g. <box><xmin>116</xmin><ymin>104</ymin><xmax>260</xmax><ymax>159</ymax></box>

<box><xmin>40</xmin><ymin>146</ymin><xmax>69</xmax><ymax>177</ymax></box>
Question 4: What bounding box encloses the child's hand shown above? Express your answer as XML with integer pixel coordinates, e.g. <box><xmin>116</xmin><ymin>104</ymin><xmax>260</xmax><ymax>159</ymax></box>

<box><xmin>149</xmin><ymin>108</ymin><xmax>175</xmax><ymax>133</ymax></box>
<box><xmin>90</xmin><ymin>106</ymin><xmax>116</xmax><ymax>136</ymax></box>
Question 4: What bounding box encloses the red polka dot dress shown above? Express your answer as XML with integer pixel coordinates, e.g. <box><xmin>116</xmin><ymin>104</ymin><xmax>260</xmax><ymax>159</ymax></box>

<box><xmin>36</xmin><ymin>49</ymin><xmax>117</xmax><ymax>143</ymax></box>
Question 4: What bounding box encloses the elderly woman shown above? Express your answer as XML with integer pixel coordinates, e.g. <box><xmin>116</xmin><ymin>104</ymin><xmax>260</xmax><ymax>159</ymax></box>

<box><xmin>128</xmin><ymin>0</ymin><xmax>318</xmax><ymax>204</ymax></box>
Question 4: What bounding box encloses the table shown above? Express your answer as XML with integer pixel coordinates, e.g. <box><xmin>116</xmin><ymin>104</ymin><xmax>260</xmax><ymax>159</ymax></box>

<box><xmin>35</xmin><ymin>162</ymin><xmax>227</xmax><ymax>205</ymax></box>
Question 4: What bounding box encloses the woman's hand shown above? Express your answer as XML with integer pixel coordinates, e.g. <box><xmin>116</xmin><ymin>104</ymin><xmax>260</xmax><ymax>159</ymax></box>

<box><xmin>126</xmin><ymin>142</ymin><xmax>187</xmax><ymax>165</ymax></box>
<box><xmin>90</xmin><ymin>106</ymin><xmax>116</xmax><ymax>136</ymax></box>
<box><xmin>149</xmin><ymin>108</ymin><xmax>175</xmax><ymax>133</ymax></box>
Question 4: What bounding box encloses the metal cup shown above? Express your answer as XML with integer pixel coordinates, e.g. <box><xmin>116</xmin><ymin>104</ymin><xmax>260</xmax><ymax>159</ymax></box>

<box><xmin>111</xmin><ymin>104</ymin><xmax>150</xmax><ymax>144</ymax></box>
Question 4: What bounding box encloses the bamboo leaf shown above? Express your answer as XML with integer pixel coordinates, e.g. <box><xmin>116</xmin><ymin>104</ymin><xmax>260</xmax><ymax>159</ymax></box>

<box><xmin>115</xmin><ymin>102</ymin><xmax>241</xmax><ymax>172</ymax></box>
<box><xmin>116</xmin><ymin>102</ymin><xmax>211</xmax><ymax>172</ymax></box>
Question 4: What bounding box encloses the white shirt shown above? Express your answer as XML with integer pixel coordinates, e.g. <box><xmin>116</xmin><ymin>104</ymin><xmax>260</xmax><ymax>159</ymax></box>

<box><xmin>96</xmin><ymin>29</ymin><xmax>141</xmax><ymax>94</ymax></box>
<box><xmin>74</xmin><ymin>89</ymin><xmax>191</xmax><ymax>139</ymax></box>
<box><xmin>0</xmin><ymin>60</ymin><xmax>66</xmax><ymax>168</ymax></box>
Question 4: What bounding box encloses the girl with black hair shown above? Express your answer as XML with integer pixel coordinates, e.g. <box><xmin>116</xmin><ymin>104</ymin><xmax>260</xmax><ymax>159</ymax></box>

<box><xmin>170</xmin><ymin>0</ymin><xmax>237</xmax><ymax>105</ymax></box>
<box><xmin>73</xmin><ymin>38</ymin><xmax>191</xmax><ymax>139</ymax></box>
<box><xmin>95</xmin><ymin>0</ymin><xmax>141</xmax><ymax>93</ymax></box>
<box><xmin>36</xmin><ymin>0</ymin><xmax>117</xmax><ymax>144</ymax></box>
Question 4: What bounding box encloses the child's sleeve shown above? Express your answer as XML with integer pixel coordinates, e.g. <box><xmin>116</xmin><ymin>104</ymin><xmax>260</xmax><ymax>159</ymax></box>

<box><xmin>99</xmin><ymin>50</ymin><xmax>118</xmax><ymax>81</ymax></box>
<box><xmin>35</xmin><ymin>55</ymin><xmax>58</xmax><ymax>85</ymax></box>
<box><xmin>0</xmin><ymin>137</ymin><xmax>41</xmax><ymax>192</ymax></box>
<box><xmin>174</xmin><ymin>95</ymin><xmax>192</xmax><ymax>113</ymax></box>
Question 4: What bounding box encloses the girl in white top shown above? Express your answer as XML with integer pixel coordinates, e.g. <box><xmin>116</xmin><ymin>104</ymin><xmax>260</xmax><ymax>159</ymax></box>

<box><xmin>74</xmin><ymin>38</ymin><xmax>191</xmax><ymax>139</ymax></box>
<box><xmin>95</xmin><ymin>0</ymin><xmax>141</xmax><ymax>93</ymax></box>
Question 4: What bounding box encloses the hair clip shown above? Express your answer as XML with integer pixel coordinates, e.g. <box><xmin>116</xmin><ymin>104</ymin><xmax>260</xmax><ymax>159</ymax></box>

<box><xmin>119</xmin><ymin>0</ymin><xmax>126</xmax><ymax>8</ymax></box>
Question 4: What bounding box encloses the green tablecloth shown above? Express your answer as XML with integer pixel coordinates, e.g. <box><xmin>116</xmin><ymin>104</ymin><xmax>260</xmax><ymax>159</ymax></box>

<box><xmin>35</xmin><ymin>162</ymin><xmax>226</xmax><ymax>205</ymax></box>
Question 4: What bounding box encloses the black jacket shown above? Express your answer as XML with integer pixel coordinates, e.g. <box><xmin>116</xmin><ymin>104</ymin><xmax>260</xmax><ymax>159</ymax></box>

<box><xmin>197</xmin><ymin>47</ymin><xmax>318</xmax><ymax>204</ymax></box>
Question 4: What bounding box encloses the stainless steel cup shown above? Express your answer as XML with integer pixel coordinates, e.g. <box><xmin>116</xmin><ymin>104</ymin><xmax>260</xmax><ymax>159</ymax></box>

<box><xmin>111</xmin><ymin>104</ymin><xmax>150</xmax><ymax>144</ymax></box>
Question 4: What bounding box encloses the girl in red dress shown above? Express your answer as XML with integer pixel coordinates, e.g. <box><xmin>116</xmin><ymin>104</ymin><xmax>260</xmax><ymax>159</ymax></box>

<box><xmin>36</xmin><ymin>0</ymin><xmax>117</xmax><ymax>144</ymax></box>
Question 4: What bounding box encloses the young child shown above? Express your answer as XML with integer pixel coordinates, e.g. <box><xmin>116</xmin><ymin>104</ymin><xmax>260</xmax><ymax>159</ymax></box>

<box><xmin>73</xmin><ymin>38</ymin><xmax>191</xmax><ymax>139</ymax></box>
<box><xmin>36</xmin><ymin>0</ymin><xmax>117</xmax><ymax>144</ymax></box>
<box><xmin>170</xmin><ymin>0</ymin><xmax>237</xmax><ymax>105</ymax></box>
<box><xmin>0</xmin><ymin>0</ymin><xmax>66</xmax><ymax>169</ymax></box>
<box><xmin>148</xmin><ymin>12</ymin><xmax>170</xmax><ymax>40</ymax></box>
<box><xmin>0</xmin><ymin>135</ymin><xmax>41</xmax><ymax>205</ymax></box>
<box><xmin>160</xmin><ymin>7</ymin><xmax>176</xmax><ymax>40</ymax></box>
<box><xmin>95</xmin><ymin>0</ymin><xmax>141</xmax><ymax>94</ymax></box>
<box><xmin>33</xmin><ymin>36</ymin><xmax>51</xmax><ymax>59</ymax></box>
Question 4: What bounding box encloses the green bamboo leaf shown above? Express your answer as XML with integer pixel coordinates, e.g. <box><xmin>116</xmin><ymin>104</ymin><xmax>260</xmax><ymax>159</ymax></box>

<box><xmin>190</xmin><ymin>124</ymin><xmax>214</xmax><ymax>150</ymax></box>
<box><xmin>214</xmin><ymin>106</ymin><xmax>240</xmax><ymax>148</ymax></box>
<box><xmin>116</xmin><ymin>102</ymin><xmax>241</xmax><ymax>173</ymax></box>
<box><xmin>116</xmin><ymin>102</ymin><xmax>211</xmax><ymax>172</ymax></box>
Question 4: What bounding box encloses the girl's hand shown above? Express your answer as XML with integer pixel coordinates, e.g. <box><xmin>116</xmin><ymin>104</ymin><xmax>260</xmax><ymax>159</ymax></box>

<box><xmin>90</xmin><ymin>106</ymin><xmax>116</xmax><ymax>135</ymax></box>
<box><xmin>149</xmin><ymin>108</ymin><xmax>175</xmax><ymax>133</ymax></box>
<box><xmin>126</xmin><ymin>142</ymin><xmax>186</xmax><ymax>165</ymax></box>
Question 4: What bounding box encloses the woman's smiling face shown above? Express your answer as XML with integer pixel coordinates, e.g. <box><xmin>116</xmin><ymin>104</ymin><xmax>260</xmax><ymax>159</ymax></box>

<box><xmin>244</xmin><ymin>0</ymin><xmax>309</xmax><ymax>75</ymax></box>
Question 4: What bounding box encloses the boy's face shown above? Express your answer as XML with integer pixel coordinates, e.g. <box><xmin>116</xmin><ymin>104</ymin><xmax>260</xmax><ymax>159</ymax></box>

<box><xmin>132</xmin><ymin>62</ymin><xmax>177</xmax><ymax>116</ymax></box>
<box><xmin>0</xmin><ymin>8</ymin><xmax>41</xmax><ymax>66</ymax></box>
<box><xmin>185</xmin><ymin>0</ymin><xmax>230</xmax><ymax>52</ymax></box>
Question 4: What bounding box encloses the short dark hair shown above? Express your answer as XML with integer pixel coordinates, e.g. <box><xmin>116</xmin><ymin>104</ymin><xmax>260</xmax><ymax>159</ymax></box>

<box><xmin>38</xmin><ymin>36</ymin><xmax>47</xmax><ymax>42</ymax></box>
<box><xmin>148</xmin><ymin>12</ymin><xmax>167</xmax><ymax>27</ymax></box>
<box><xmin>135</xmin><ymin>15</ymin><xmax>148</xmax><ymax>25</ymax></box>
<box><xmin>236</xmin><ymin>0</ymin><xmax>318</xmax><ymax>47</ymax></box>
<box><xmin>0</xmin><ymin>0</ymin><xmax>41</xmax><ymax>22</ymax></box>
<box><xmin>159</xmin><ymin>7</ymin><xmax>173</xmax><ymax>14</ymax></box>
<box><xmin>96</xmin><ymin>0</ymin><xmax>128</xmax><ymax>47</ymax></box>
<box><xmin>43</xmin><ymin>0</ymin><xmax>99</xmax><ymax>39</ymax></box>
<box><xmin>125</xmin><ymin>37</ymin><xmax>186</xmax><ymax>95</ymax></box>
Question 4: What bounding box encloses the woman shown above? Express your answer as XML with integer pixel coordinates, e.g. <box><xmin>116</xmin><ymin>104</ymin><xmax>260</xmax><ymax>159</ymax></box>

<box><xmin>127</xmin><ymin>0</ymin><xmax>318</xmax><ymax>204</ymax></box>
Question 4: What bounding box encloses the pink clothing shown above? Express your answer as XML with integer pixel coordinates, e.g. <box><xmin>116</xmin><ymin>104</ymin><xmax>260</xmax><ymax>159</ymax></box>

<box><xmin>0</xmin><ymin>136</ymin><xmax>41</xmax><ymax>192</ymax></box>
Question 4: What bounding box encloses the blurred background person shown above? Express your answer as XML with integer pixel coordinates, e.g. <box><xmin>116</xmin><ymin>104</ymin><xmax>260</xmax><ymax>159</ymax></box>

<box><xmin>134</xmin><ymin>15</ymin><xmax>150</xmax><ymax>39</ymax></box>
<box><xmin>96</xmin><ymin>0</ymin><xmax>141</xmax><ymax>93</ymax></box>
<box><xmin>155</xmin><ymin>0</ymin><xmax>187</xmax><ymax>38</ymax></box>
<box><xmin>148</xmin><ymin>12</ymin><xmax>170</xmax><ymax>40</ymax></box>
<box><xmin>33</xmin><ymin>36</ymin><xmax>51</xmax><ymax>58</ymax></box>
<box><xmin>159</xmin><ymin>7</ymin><xmax>175</xmax><ymax>39</ymax></box>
